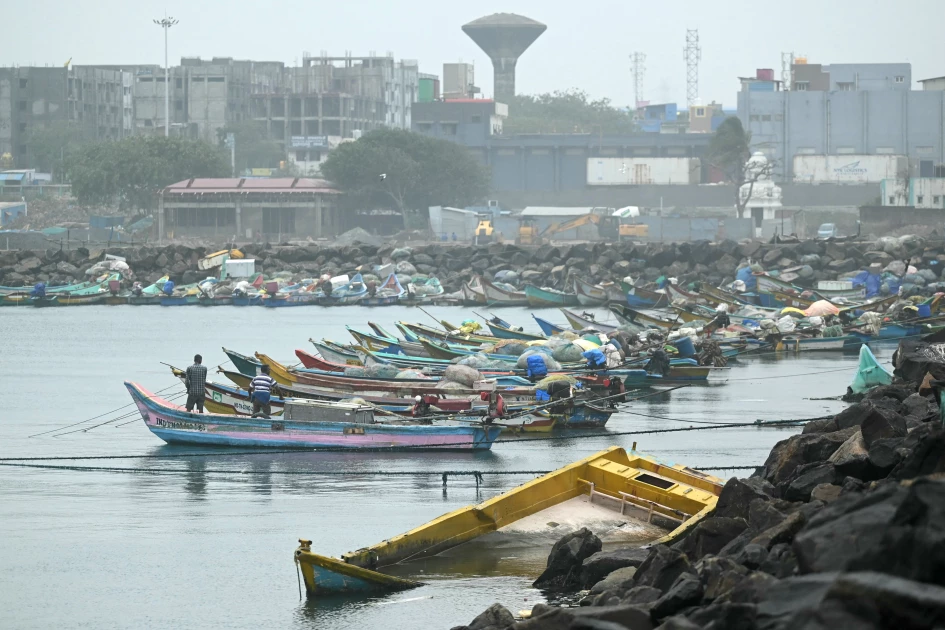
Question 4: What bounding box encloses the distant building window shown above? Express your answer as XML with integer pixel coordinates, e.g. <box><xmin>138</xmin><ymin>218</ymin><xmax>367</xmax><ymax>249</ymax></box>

<box><xmin>441</xmin><ymin>123</ymin><xmax>458</xmax><ymax>135</ymax></box>
<box><xmin>176</xmin><ymin>78</ymin><xmax>183</xmax><ymax>88</ymax></box>
<box><xmin>917</xmin><ymin>146</ymin><xmax>933</xmax><ymax>154</ymax></box>
<box><xmin>138</xmin><ymin>77</ymin><xmax>153</xmax><ymax>82</ymax></box>
<box><xmin>917</xmin><ymin>195</ymin><xmax>924</xmax><ymax>204</ymax></box>
<box><xmin>750</xmin><ymin>115</ymin><xmax>760</xmax><ymax>121</ymax></box>
<box><xmin>695</xmin><ymin>107</ymin><xmax>705</xmax><ymax>117</ymax></box>
<box><xmin>175</xmin><ymin>100</ymin><xmax>183</xmax><ymax>110</ymax></box>
<box><xmin>19</xmin><ymin>78</ymin><xmax>27</xmax><ymax>88</ymax></box>
<box><xmin>895</xmin><ymin>76</ymin><xmax>904</xmax><ymax>83</ymax></box>
<box><xmin>18</xmin><ymin>122</ymin><xmax>26</xmax><ymax>132</ymax></box>
<box><xmin>837</xmin><ymin>82</ymin><xmax>855</xmax><ymax>91</ymax></box>
<box><xmin>875</xmin><ymin>147</ymin><xmax>895</xmax><ymax>154</ymax></box>
<box><xmin>470</xmin><ymin>115</ymin><xmax>482</xmax><ymax>123</ymax></box>
<box><xmin>296</xmin><ymin>150</ymin><xmax>307</xmax><ymax>161</ymax></box>
<box><xmin>18</xmin><ymin>100</ymin><xmax>26</xmax><ymax>111</ymax></box>
<box><xmin>208</xmin><ymin>77</ymin><xmax>225</xmax><ymax>83</ymax></box>
<box><xmin>934</xmin><ymin>195</ymin><xmax>942</xmax><ymax>205</ymax></box>
<box><xmin>761</xmin><ymin>114</ymin><xmax>771</xmax><ymax>122</ymax></box>
<box><xmin>774</xmin><ymin>114</ymin><xmax>783</xmax><ymax>121</ymax></box>
<box><xmin>837</xmin><ymin>147</ymin><xmax>856</xmax><ymax>154</ymax></box>
<box><xmin>794</xmin><ymin>81</ymin><xmax>809</xmax><ymax>91</ymax></box>
<box><xmin>889</xmin><ymin>196</ymin><xmax>895</xmax><ymax>204</ymax></box>
<box><xmin>415</xmin><ymin>122</ymin><xmax>432</xmax><ymax>133</ymax></box>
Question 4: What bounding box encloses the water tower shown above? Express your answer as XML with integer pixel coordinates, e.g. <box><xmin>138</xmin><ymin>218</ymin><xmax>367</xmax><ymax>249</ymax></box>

<box><xmin>462</xmin><ymin>13</ymin><xmax>546</xmax><ymax>104</ymax></box>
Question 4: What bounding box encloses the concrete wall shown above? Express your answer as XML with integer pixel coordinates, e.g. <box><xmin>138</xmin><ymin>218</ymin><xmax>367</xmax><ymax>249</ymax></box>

<box><xmin>860</xmin><ymin>205</ymin><xmax>945</xmax><ymax>235</ymax></box>
<box><xmin>738</xmin><ymin>89</ymin><xmax>945</xmax><ymax>178</ymax></box>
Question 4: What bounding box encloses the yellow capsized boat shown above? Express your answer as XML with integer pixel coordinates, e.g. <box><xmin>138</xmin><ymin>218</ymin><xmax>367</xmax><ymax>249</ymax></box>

<box><xmin>295</xmin><ymin>446</ymin><xmax>723</xmax><ymax>596</ymax></box>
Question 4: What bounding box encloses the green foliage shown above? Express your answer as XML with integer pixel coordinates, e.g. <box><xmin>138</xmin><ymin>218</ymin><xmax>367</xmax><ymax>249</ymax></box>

<box><xmin>26</xmin><ymin>122</ymin><xmax>93</xmax><ymax>179</ymax></box>
<box><xmin>217</xmin><ymin>121</ymin><xmax>285</xmax><ymax>173</ymax></box>
<box><xmin>320</xmin><ymin>128</ymin><xmax>490</xmax><ymax>214</ymax></box>
<box><xmin>505</xmin><ymin>89</ymin><xmax>635</xmax><ymax>135</ymax></box>
<box><xmin>707</xmin><ymin>117</ymin><xmax>751</xmax><ymax>184</ymax></box>
<box><xmin>67</xmin><ymin>135</ymin><xmax>229</xmax><ymax>210</ymax></box>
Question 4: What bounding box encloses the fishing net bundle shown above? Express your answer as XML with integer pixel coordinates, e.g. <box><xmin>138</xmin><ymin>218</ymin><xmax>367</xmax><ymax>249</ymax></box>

<box><xmin>365</xmin><ymin>364</ymin><xmax>402</xmax><ymax>379</ymax></box>
<box><xmin>411</xmin><ymin>277</ymin><xmax>442</xmax><ymax>296</ymax></box>
<box><xmin>491</xmin><ymin>339</ymin><xmax>529</xmax><ymax>356</ymax></box>
<box><xmin>552</xmin><ymin>343</ymin><xmax>587</xmax><ymax>363</ymax></box>
<box><xmin>395</xmin><ymin>369</ymin><xmax>429</xmax><ymax>379</ymax></box>
<box><xmin>344</xmin><ymin>366</ymin><xmax>367</xmax><ymax>377</ymax></box>
<box><xmin>394</xmin><ymin>261</ymin><xmax>418</xmax><ymax>276</ymax></box>
<box><xmin>455</xmin><ymin>353</ymin><xmax>509</xmax><ymax>370</ymax></box>
<box><xmin>822</xmin><ymin>325</ymin><xmax>845</xmax><ymax>338</ymax></box>
<box><xmin>515</xmin><ymin>349</ymin><xmax>561</xmax><ymax>370</ymax></box>
<box><xmin>697</xmin><ymin>340</ymin><xmax>727</xmax><ymax>367</ymax></box>
<box><xmin>537</xmin><ymin>374</ymin><xmax>578</xmax><ymax>388</ymax></box>
<box><xmin>390</xmin><ymin>247</ymin><xmax>412</xmax><ymax>261</ymax></box>
<box><xmin>442</xmin><ymin>364</ymin><xmax>482</xmax><ymax>388</ymax></box>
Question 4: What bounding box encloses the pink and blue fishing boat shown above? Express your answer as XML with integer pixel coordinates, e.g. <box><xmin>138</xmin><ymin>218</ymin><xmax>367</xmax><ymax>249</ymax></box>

<box><xmin>125</xmin><ymin>382</ymin><xmax>502</xmax><ymax>450</ymax></box>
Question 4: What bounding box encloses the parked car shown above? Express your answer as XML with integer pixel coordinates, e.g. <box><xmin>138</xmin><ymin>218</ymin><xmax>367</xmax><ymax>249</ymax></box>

<box><xmin>817</xmin><ymin>223</ymin><xmax>839</xmax><ymax>239</ymax></box>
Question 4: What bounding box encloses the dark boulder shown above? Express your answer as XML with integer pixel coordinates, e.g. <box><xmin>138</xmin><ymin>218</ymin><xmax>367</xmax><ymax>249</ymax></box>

<box><xmin>511</xmin><ymin>604</ymin><xmax>653</xmax><ymax>630</ymax></box>
<box><xmin>792</xmin><ymin>482</ymin><xmax>908</xmax><ymax>573</ymax></box>
<box><xmin>632</xmin><ymin>546</ymin><xmax>695</xmax><ymax>594</ymax></box>
<box><xmin>762</xmin><ymin>429</ymin><xmax>856</xmax><ymax>486</ymax></box>
<box><xmin>462</xmin><ymin>603</ymin><xmax>515</xmax><ymax>630</ymax></box>
<box><xmin>714</xmin><ymin>477</ymin><xmax>774</xmax><ymax>520</ymax></box>
<box><xmin>866</xmin><ymin>437</ymin><xmax>905</xmax><ymax>474</ymax></box>
<box><xmin>533</xmin><ymin>528</ymin><xmax>602</xmax><ymax>591</ymax></box>
<box><xmin>860</xmin><ymin>408</ymin><xmax>907</xmax><ymax>447</ymax></box>
<box><xmin>735</xmin><ymin>543</ymin><xmax>768</xmax><ymax>570</ymax></box>
<box><xmin>622</xmin><ymin>586</ymin><xmax>664</xmax><ymax>607</ymax></box>
<box><xmin>759</xmin><ymin>542</ymin><xmax>799</xmax><ymax>578</ymax></box>
<box><xmin>825</xmin><ymin>571</ymin><xmax>945</xmax><ymax>629</ymax></box>
<box><xmin>673</xmin><ymin>517</ymin><xmax>748</xmax><ymax>560</ymax></box>
<box><xmin>697</xmin><ymin>556</ymin><xmax>748</xmax><ymax>601</ymax></box>
<box><xmin>685</xmin><ymin>602</ymin><xmax>757</xmax><ymax>630</ymax></box>
<box><xmin>890</xmin><ymin>422</ymin><xmax>945</xmax><ymax>480</ymax></box>
<box><xmin>782</xmin><ymin>463</ymin><xmax>840</xmax><ymax>502</ymax></box>
<box><xmin>581</xmin><ymin>547</ymin><xmax>650</xmax><ymax>588</ymax></box>
<box><xmin>751</xmin><ymin>510</ymin><xmax>808</xmax><ymax>550</ymax></box>
<box><xmin>650</xmin><ymin>573</ymin><xmax>704</xmax><ymax>621</ymax></box>
<box><xmin>828</xmin><ymin>430</ymin><xmax>870</xmax><ymax>479</ymax></box>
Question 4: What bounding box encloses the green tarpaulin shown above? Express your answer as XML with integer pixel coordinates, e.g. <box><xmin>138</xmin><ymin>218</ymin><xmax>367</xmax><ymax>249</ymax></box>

<box><xmin>849</xmin><ymin>344</ymin><xmax>893</xmax><ymax>394</ymax></box>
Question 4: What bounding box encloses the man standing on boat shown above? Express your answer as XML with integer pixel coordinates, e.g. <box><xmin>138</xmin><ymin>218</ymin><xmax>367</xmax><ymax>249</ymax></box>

<box><xmin>184</xmin><ymin>355</ymin><xmax>208</xmax><ymax>413</ymax></box>
<box><xmin>249</xmin><ymin>365</ymin><xmax>278</xmax><ymax>419</ymax></box>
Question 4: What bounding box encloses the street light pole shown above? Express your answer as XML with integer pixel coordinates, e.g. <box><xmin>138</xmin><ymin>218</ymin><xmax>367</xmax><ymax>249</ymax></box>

<box><xmin>153</xmin><ymin>15</ymin><xmax>178</xmax><ymax>137</ymax></box>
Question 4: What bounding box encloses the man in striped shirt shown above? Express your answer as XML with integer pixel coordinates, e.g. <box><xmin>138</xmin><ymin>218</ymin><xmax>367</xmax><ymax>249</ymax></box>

<box><xmin>185</xmin><ymin>355</ymin><xmax>208</xmax><ymax>413</ymax></box>
<box><xmin>249</xmin><ymin>365</ymin><xmax>278</xmax><ymax>419</ymax></box>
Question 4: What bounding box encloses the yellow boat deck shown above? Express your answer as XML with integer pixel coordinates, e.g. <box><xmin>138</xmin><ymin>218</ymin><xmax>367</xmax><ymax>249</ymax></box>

<box><xmin>295</xmin><ymin>447</ymin><xmax>723</xmax><ymax>595</ymax></box>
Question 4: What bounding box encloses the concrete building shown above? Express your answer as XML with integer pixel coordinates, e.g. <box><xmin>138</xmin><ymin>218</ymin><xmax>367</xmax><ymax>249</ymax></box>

<box><xmin>737</xmin><ymin>62</ymin><xmax>945</xmax><ymax>180</ymax></box>
<box><xmin>412</xmin><ymin>99</ymin><xmax>506</xmax><ymax>145</ymax></box>
<box><xmin>442</xmin><ymin>63</ymin><xmax>476</xmax><ymax>99</ymax></box>
<box><xmin>158</xmin><ymin>177</ymin><xmax>341</xmax><ymax>242</ymax></box>
<box><xmin>0</xmin><ymin>66</ymin><xmax>130</xmax><ymax>168</ymax></box>
<box><xmin>920</xmin><ymin>76</ymin><xmax>945</xmax><ymax>91</ymax></box>
<box><xmin>881</xmin><ymin>178</ymin><xmax>945</xmax><ymax>208</ymax></box>
<box><xmin>251</xmin><ymin>54</ymin><xmax>418</xmax><ymax>170</ymax></box>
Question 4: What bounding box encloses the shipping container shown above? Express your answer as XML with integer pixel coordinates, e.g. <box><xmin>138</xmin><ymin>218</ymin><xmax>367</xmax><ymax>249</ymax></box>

<box><xmin>792</xmin><ymin>155</ymin><xmax>907</xmax><ymax>184</ymax></box>
<box><xmin>586</xmin><ymin>158</ymin><xmax>701</xmax><ymax>186</ymax></box>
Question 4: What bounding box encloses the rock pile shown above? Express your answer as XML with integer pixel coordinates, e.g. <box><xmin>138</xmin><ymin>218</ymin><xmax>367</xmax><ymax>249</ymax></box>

<box><xmin>451</xmin><ymin>343</ymin><xmax>945</xmax><ymax>630</ymax></box>
<box><xmin>3</xmin><ymin>235</ymin><xmax>944</xmax><ymax>295</ymax></box>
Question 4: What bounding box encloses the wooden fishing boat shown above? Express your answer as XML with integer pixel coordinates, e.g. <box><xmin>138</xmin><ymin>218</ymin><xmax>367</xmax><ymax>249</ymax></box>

<box><xmin>532</xmin><ymin>315</ymin><xmax>568</xmax><ymax>336</ymax></box>
<box><xmin>295</xmin><ymin>446</ymin><xmax>723</xmax><ymax>595</ymax></box>
<box><xmin>222</xmin><ymin>347</ymin><xmax>265</xmax><ymax>376</ymax></box>
<box><xmin>610</xmin><ymin>304</ymin><xmax>680</xmax><ymax>331</ymax></box>
<box><xmin>0</xmin><ymin>276</ymin><xmax>101</xmax><ymax>296</ymax></box>
<box><xmin>771</xmin><ymin>335</ymin><xmax>863</xmax><ymax>353</ymax></box>
<box><xmin>538</xmin><ymin>401</ymin><xmax>615</xmax><ymax>428</ymax></box>
<box><xmin>359</xmin><ymin>273</ymin><xmax>405</xmax><ymax>307</ymax></box>
<box><xmin>619</xmin><ymin>280</ymin><xmax>669</xmax><ymax>309</ymax></box>
<box><xmin>524</xmin><ymin>284</ymin><xmax>579</xmax><ymax>308</ymax></box>
<box><xmin>231</xmin><ymin>294</ymin><xmax>264</xmax><ymax>306</ymax></box>
<box><xmin>55</xmin><ymin>292</ymin><xmax>108</xmax><ymax>306</ymax></box>
<box><xmin>398</xmin><ymin>321</ymin><xmax>498</xmax><ymax>346</ymax></box>
<box><xmin>346</xmin><ymin>327</ymin><xmax>403</xmax><ymax>354</ymax></box>
<box><xmin>480</xmin><ymin>278</ymin><xmax>529</xmax><ymax>307</ymax></box>
<box><xmin>309</xmin><ymin>339</ymin><xmax>363</xmax><ymax>366</ymax></box>
<box><xmin>126</xmin><ymin>382</ymin><xmax>502</xmax><ymax>450</ymax></box>
<box><xmin>697</xmin><ymin>285</ymin><xmax>748</xmax><ymax>306</ymax></box>
<box><xmin>262</xmin><ymin>288</ymin><xmax>321</xmax><ymax>307</ymax></box>
<box><xmin>321</xmin><ymin>273</ymin><xmax>368</xmax><ymax>306</ymax></box>
<box><xmin>0</xmin><ymin>293</ymin><xmax>57</xmax><ymax>307</ymax></box>
<box><xmin>559</xmin><ymin>308</ymin><xmax>619</xmax><ymax>334</ymax></box>
<box><xmin>755</xmin><ymin>274</ymin><xmax>866</xmax><ymax>302</ymax></box>
<box><xmin>484</xmin><ymin>320</ymin><xmax>546</xmax><ymax>341</ymax></box>
<box><xmin>462</xmin><ymin>277</ymin><xmax>488</xmax><ymax>305</ymax></box>
<box><xmin>848</xmin><ymin>323</ymin><xmax>923</xmax><ymax>342</ymax></box>
<box><xmin>295</xmin><ymin>349</ymin><xmax>348</xmax><ymax>372</ymax></box>
<box><xmin>573</xmin><ymin>276</ymin><xmax>611</xmax><ymax>306</ymax></box>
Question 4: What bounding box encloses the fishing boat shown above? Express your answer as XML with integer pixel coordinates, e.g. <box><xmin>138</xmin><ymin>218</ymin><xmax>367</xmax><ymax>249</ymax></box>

<box><xmin>532</xmin><ymin>315</ymin><xmax>568</xmax><ymax>336</ymax></box>
<box><xmin>559</xmin><ymin>308</ymin><xmax>619</xmax><ymax>334</ymax></box>
<box><xmin>483</xmin><ymin>319</ymin><xmax>547</xmax><ymax>341</ymax></box>
<box><xmin>262</xmin><ymin>287</ymin><xmax>321</xmax><ymax>307</ymax></box>
<box><xmin>321</xmin><ymin>273</ymin><xmax>368</xmax><ymax>306</ymax></box>
<box><xmin>309</xmin><ymin>339</ymin><xmax>363</xmax><ymax>365</ymax></box>
<box><xmin>755</xmin><ymin>274</ymin><xmax>866</xmax><ymax>302</ymax></box>
<box><xmin>610</xmin><ymin>304</ymin><xmax>680</xmax><ymax>331</ymax></box>
<box><xmin>294</xmin><ymin>446</ymin><xmax>723</xmax><ymax>595</ymax></box>
<box><xmin>538</xmin><ymin>401</ymin><xmax>615</xmax><ymax>428</ymax></box>
<box><xmin>772</xmin><ymin>335</ymin><xmax>864</xmax><ymax>353</ymax></box>
<box><xmin>223</xmin><ymin>347</ymin><xmax>265</xmax><ymax>376</ymax></box>
<box><xmin>524</xmin><ymin>284</ymin><xmax>579</xmax><ymax>308</ymax></box>
<box><xmin>619</xmin><ymin>280</ymin><xmax>669</xmax><ymax>309</ymax></box>
<box><xmin>126</xmin><ymin>382</ymin><xmax>502</xmax><ymax>450</ymax></box>
<box><xmin>480</xmin><ymin>278</ymin><xmax>529</xmax><ymax>307</ymax></box>
<box><xmin>0</xmin><ymin>293</ymin><xmax>57</xmax><ymax>307</ymax></box>
<box><xmin>572</xmin><ymin>276</ymin><xmax>625</xmax><ymax>306</ymax></box>
<box><xmin>461</xmin><ymin>277</ymin><xmax>488</xmax><ymax>305</ymax></box>
<box><xmin>400</xmin><ymin>278</ymin><xmax>445</xmax><ymax>306</ymax></box>
<box><xmin>359</xmin><ymin>273</ymin><xmax>405</xmax><ymax>307</ymax></box>
<box><xmin>170</xmin><ymin>366</ymin><xmax>286</xmax><ymax>416</ymax></box>
<box><xmin>665</xmin><ymin>283</ymin><xmax>709</xmax><ymax>304</ymax></box>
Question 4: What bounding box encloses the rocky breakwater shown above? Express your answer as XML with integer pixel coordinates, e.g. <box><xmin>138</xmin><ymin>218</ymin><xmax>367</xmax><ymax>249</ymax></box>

<box><xmin>2</xmin><ymin>233</ymin><xmax>944</xmax><ymax>296</ymax></box>
<box><xmin>451</xmin><ymin>351</ymin><xmax>945</xmax><ymax>629</ymax></box>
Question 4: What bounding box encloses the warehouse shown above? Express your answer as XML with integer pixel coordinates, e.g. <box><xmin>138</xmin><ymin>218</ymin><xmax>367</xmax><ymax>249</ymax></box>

<box><xmin>158</xmin><ymin>177</ymin><xmax>341</xmax><ymax>242</ymax></box>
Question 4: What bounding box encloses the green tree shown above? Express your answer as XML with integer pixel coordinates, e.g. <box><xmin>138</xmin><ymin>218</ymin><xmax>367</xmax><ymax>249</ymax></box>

<box><xmin>26</xmin><ymin>122</ymin><xmax>93</xmax><ymax>180</ymax></box>
<box><xmin>505</xmin><ymin>89</ymin><xmax>635</xmax><ymax>135</ymax></box>
<box><xmin>320</xmin><ymin>129</ymin><xmax>490</xmax><ymax>224</ymax></box>
<box><xmin>217</xmin><ymin>121</ymin><xmax>285</xmax><ymax>174</ymax></box>
<box><xmin>67</xmin><ymin>135</ymin><xmax>229</xmax><ymax>210</ymax></box>
<box><xmin>706</xmin><ymin>117</ymin><xmax>774</xmax><ymax>215</ymax></box>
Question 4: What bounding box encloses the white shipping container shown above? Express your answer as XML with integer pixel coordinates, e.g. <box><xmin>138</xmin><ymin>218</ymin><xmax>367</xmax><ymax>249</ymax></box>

<box><xmin>793</xmin><ymin>155</ymin><xmax>906</xmax><ymax>184</ymax></box>
<box><xmin>587</xmin><ymin>158</ymin><xmax>701</xmax><ymax>186</ymax></box>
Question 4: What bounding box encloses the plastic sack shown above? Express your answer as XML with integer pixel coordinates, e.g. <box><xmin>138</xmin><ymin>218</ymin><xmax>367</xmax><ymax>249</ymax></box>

<box><xmin>515</xmin><ymin>351</ymin><xmax>560</xmax><ymax>371</ymax></box>
<box><xmin>805</xmin><ymin>300</ymin><xmax>841</xmax><ymax>317</ymax></box>
<box><xmin>552</xmin><ymin>343</ymin><xmax>586</xmax><ymax>363</ymax></box>
<box><xmin>776</xmin><ymin>315</ymin><xmax>797</xmax><ymax>333</ymax></box>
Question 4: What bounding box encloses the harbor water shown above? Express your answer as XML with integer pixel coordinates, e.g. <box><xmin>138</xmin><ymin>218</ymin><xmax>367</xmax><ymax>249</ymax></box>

<box><xmin>0</xmin><ymin>305</ymin><xmax>885</xmax><ymax>629</ymax></box>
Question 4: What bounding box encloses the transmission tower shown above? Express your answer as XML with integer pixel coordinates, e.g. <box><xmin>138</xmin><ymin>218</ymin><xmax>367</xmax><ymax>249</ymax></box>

<box><xmin>781</xmin><ymin>52</ymin><xmax>795</xmax><ymax>90</ymax></box>
<box><xmin>630</xmin><ymin>52</ymin><xmax>646</xmax><ymax>107</ymax></box>
<box><xmin>683</xmin><ymin>29</ymin><xmax>701</xmax><ymax>107</ymax></box>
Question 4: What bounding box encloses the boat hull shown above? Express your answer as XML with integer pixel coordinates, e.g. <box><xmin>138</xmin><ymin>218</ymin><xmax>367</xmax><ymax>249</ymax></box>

<box><xmin>126</xmin><ymin>382</ymin><xmax>501</xmax><ymax>450</ymax></box>
<box><xmin>524</xmin><ymin>284</ymin><xmax>578</xmax><ymax>308</ymax></box>
<box><xmin>480</xmin><ymin>278</ymin><xmax>528</xmax><ymax>307</ymax></box>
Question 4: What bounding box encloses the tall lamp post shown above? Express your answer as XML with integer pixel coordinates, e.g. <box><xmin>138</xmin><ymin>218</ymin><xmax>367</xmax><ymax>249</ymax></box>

<box><xmin>153</xmin><ymin>15</ymin><xmax>178</xmax><ymax>137</ymax></box>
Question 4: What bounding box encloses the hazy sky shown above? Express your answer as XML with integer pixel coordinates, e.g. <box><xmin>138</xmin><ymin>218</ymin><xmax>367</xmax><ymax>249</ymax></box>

<box><xmin>6</xmin><ymin>0</ymin><xmax>944</xmax><ymax>107</ymax></box>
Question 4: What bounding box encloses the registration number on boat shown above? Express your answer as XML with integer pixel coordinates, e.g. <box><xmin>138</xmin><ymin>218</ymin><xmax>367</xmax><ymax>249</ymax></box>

<box><xmin>155</xmin><ymin>417</ymin><xmax>206</xmax><ymax>431</ymax></box>
<box><xmin>343</xmin><ymin>427</ymin><xmax>365</xmax><ymax>435</ymax></box>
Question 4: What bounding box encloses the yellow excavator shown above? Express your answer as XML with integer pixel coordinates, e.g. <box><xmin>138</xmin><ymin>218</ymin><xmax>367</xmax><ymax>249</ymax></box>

<box><xmin>474</xmin><ymin>214</ymin><xmax>495</xmax><ymax>245</ymax></box>
<box><xmin>517</xmin><ymin>211</ymin><xmax>622</xmax><ymax>246</ymax></box>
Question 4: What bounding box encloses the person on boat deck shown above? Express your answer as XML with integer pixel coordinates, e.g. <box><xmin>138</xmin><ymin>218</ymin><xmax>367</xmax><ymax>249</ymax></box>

<box><xmin>412</xmin><ymin>395</ymin><xmax>431</xmax><ymax>417</ymax></box>
<box><xmin>583</xmin><ymin>348</ymin><xmax>607</xmax><ymax>370</ymax></box>
<box><xmin>249</xmin><ymin>365</ymin><xmax>278</xmax><ymax>419</ymax></box>
<box><xmin>30</xmin><ymin>282</ymin><xmax>46</xmax><ymax>298</ymax></box>
<box><xmin>184</xmin><ymin>355</ymin><xmax>208</xmax><ymax>413</ymax></box>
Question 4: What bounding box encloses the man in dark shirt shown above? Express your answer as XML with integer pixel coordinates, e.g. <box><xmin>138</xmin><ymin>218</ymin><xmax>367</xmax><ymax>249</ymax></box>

<box><xmin>184</xmin><ymin>354</ymin><xmax>208</xmax><ymax>413</ymax></box>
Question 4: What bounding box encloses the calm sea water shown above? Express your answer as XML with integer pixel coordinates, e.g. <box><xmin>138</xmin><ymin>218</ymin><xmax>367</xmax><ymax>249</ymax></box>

<box><xmin>0</xmin><ymin>305</ymin><xmax>887</xmax><ymax>629</ymax></box>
